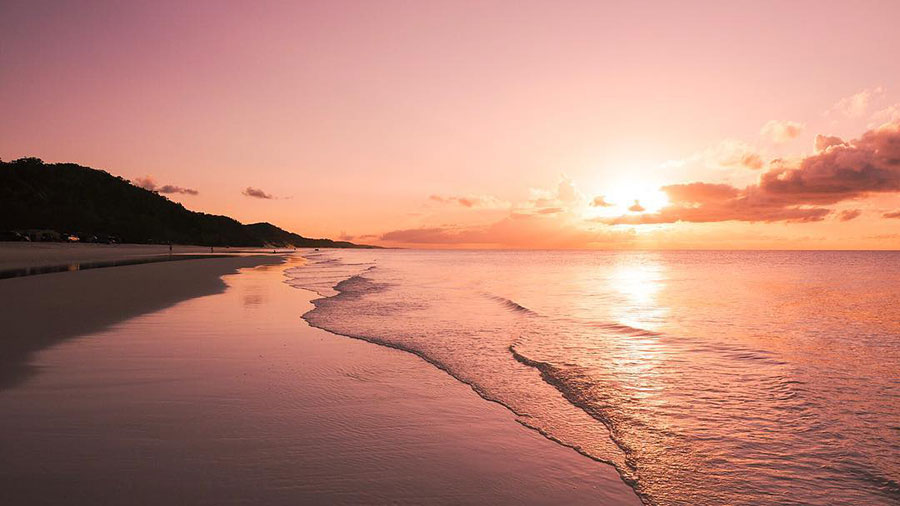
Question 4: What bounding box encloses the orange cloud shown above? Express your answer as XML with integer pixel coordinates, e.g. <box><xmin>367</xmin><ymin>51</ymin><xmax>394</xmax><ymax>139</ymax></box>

<box><xmin>760</xmin><ymin>120</ymin><xmax>804</xmax><ymax>143</ymax></box>
<box><xmin>133</xmin><ymin>176</ymin><xmax>198</xmax><ymax>195</ymax></box>
<box><xmin>714</xmin><ymin>140</ymin><xmax>766</xmax><ymax>170</ymax></box>
<box><xmin>760</xmin><ymin>121</ymin><xmax>900</xmax><ymax>204</ymax></box>
<box><xmin>814</xmin><ymin>134</ymin><xmax>846</xmax><ymax>152</ymax></box>
<box><xmin>591</xmin><ymin>196</ymin><xmax>613</xmax><ymax>207</ymax></box>
<box><xmin>838</xmin><ymin>209</ymin><xmax>862</xmax><ymax>221</ymax></box>
<box><xmin>827</xmin><ymin>87</ymin><xmax>884</xmax><ymax>118</ymax></box>
<box><xmin>381</xmin><ymin>211</ymin><xmax>633</xmax><ymax>249</ymax></box>
<box><xmin>428</xmin><ymin>194</ymin><xmax>508</xmax><ymax>209</ymax></box>
<box><xmin>527</xmin><ymin>176</ymin><xmax>582</xmax><ymax>209</ymax></box>
<box><xmin>884</xmin><ymin>210</ymin><xmax>900</xmax><ymax>219</ymax></box>
<box><xmin>242</xmin><ymin>187</ymin><xmax>274</xmax><ymax>199</ymax></box>
<box><xmin>871</xmin><ymin>104</ymin><xmax>900</xmax><ymax>126</ymax></box>
<box><xmin>602</xmin><ymin>182</ymin><xmax>831</xmax><ymax>225</ymax></box>
<box><xmin>664</xmin><ymin>182</ymin><xmax>739</xmax><ymax>202</ymax></box>
<box><xmin>382</xmin><ymin>176</ymin><xmax>594</xmax><ymax>247</ymax></box>
<box><xmin>603</xmin><ymin>121</ymin><xmax>900</xmax><ymax>225</ymax></box>
<box><xmin>387</xmin><ymin>176</ymin><xmax>601</xmax><ymax>248</ymax></box>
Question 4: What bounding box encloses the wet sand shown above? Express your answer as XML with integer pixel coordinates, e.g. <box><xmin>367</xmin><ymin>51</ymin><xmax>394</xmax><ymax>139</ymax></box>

<box><xmin>0</xmin><ymin>254</ymin><xmax>285</xmax><ymax>389</ymax></box>
<box><xmin>0</xmin><ymin>255</ymin><xmax>639</xmax><ymax>505</ymax></box>
<box><xmin>0</xmin><ymin>242</ymin><xmax>220</xmax><ymax>271</ymax></box>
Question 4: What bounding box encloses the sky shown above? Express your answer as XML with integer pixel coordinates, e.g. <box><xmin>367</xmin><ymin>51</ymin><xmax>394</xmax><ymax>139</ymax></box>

<box><xmin>2</xmin><ymin>0</ymin><xmax>899</xmax><ymax>249</ymax></box>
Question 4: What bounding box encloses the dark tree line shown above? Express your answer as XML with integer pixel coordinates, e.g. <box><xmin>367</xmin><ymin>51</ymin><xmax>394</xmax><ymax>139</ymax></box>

<box><xmin>0</xmin><ymin>158</ymin><xmax>374</xmax><ymax>248</ymax></box>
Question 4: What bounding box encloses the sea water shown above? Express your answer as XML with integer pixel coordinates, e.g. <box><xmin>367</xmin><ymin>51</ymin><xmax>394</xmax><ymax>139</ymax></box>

<box><xmin>287</xmin><ymin>249</ymin><xmax>900</xmax><ymax>505</ymax></box>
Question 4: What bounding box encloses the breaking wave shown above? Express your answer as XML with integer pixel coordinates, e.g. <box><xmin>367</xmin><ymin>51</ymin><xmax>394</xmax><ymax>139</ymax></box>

<box><xmin>284</xmin><ymin>249</ymin><xmax>900</xmax><ymax>505</ymax></box>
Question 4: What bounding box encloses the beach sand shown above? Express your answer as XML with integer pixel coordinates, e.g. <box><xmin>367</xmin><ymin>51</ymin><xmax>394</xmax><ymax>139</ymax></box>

<box><xmin>0</xmin><ymin>242</ymin><xmax>223</xmax><ymax>271</ymax></box>
<box><xmin>0</xmin><ymin>253</ymin><xmax>284</xmax><ymax>389</ymax></box>
<box><xmin>0</xmin><ymin>251</ymin><xmax>639</xmax><ymax>505</ymax></box>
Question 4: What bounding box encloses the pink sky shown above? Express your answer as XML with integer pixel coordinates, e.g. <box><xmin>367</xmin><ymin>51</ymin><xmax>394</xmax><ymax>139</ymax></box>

<box><xmin>2</xmin><ymin>0</ymin><xmax>899</xmax><ymax>249</ymax></box>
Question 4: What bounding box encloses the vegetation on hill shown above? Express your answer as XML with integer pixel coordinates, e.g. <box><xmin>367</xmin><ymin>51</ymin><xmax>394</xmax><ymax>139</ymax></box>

<box><xmin>0</xmin><ymin>158</ymin><xmax>376</xmax><ymax>248</ymax></box>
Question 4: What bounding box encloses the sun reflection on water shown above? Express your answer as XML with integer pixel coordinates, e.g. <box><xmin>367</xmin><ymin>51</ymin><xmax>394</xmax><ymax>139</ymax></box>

<box><xmin>608</xmin><ymin>253</ymin><xmax>669</xmax><ymax>331</ymax></box>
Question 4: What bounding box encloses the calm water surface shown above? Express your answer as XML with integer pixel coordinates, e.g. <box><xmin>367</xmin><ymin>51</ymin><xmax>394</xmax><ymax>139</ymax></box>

<box><xmin>287</xmin><ymin>250</ymin><xmax>900</xmax><ymax>505</ymax></box>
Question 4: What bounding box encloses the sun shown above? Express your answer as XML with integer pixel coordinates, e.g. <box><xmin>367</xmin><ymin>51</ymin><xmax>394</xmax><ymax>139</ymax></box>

<box><xmin>602</xmin><ymin>182</ymin><xmax>670</xmax><ymax>214</ymax></box>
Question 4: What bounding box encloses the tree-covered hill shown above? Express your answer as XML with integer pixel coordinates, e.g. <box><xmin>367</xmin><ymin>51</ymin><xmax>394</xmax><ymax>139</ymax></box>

<box><xmin>0</xmin><ymin>158</ymin><xmax>376</xmax><ymax>248</ymax></box>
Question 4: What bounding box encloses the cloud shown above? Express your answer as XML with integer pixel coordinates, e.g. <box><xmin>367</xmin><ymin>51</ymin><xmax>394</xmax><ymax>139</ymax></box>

<box><xmin>381</xmin><ymin>176</ymin><xmax>636</xmax><ymax>248</ymax></box>
<box><xmin>871</xmin><ymin>104</ymin><xmax>900</xmax><ymax>126</ymax></box>
<box><xmin>380</xmin><ymin>213</ymin><xmax>634</xmax><ymax>249</ymax></box>
<box><xmin>555</xmin><ymin>177</ymin><xmax>578</xmax><ymax>202</ymax></box>
<box><xmin>591</xmin><ymin>196</ymin><xmax>613</xmax><ymax>207</ymax></box>
<box><xmin>242</xmin><ymin>187</ymin><xmax>274</xmax><ymax>199</ymax></box>
<box><xmin>601</xmin><ymin>182</ymin><xmax>831</xmax><ymax>225</ymax></box>
<box><xmin>158</xmin><ymin>184</ymin><xmax>198</xmax><ymax>195</ymax></box>
<box><xmin>601</xmin><ymin>121</ymin><xmax>900</xmax><ymax>225</ymax></box>
<box><xmin>524</xmin><ymin>175</ymin><xmax>585</xmax><ymax>212</ymax></box>
<box><xmin>133</xmin><ymin>176</ymin><xmax>198</xmax><ymax>195</ymax></box>
<box><xmin>884</xmin><ymin>210</ymin><xmax>900</xmax><ymax>219</ymax></box>
<box><xmin>628</xmin><ymin>201</ymin><xmax>646</xmax><ymax>212</ymax></box>
<box><xmin>663</xmin><ymin>182</ymin><xmax>740</xmax><ymax>202</ymax></box>
<box><xmin>380</xmin><ymin>227</ymin><xmax>458</xmax><ymax>244</ymax></box>
<box><xmin>711</xmin><ymin>140</ymin><xmax>766</xmax><ymax>170</ymax></box>
<box><xmin>759</xmin><ymin>121</ymin><xmax>900</xmax><ymax>204</ymax></box>
<box><xmin>761</xmin><ymin>120</ymin><xmax>804</xmax><ymax>143</ymax></box>
<box><xmin>661</xmin><ymin>138</ymin><xmax>776</xmax><ymax>175</ymax></box>
<box><xmin>733</xmin><ymin>152</ymin><xmax>765</xmax><ymax>170</ymax></box>
<box><xmin>827</xmin><ymin>87</ymin><xmax>884</xmax><ymax>118</ymax></box>
<box><xmin>814</xmin><ymin>134</ymin><xmax>846</xmax><ymax>152</ymax></box>
<box><xmin>838</xmin><ymin>209</ymin><xmax>862</xmax><ymax>221</ymax></box>
<box><xmin>429</xmin><ymin>194</ymin><xmax>508</xmax><ymax>209</ymax></box>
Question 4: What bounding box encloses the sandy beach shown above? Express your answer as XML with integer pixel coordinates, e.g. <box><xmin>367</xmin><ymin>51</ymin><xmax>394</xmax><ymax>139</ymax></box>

<box><xmin>0</xmin><ymin>246</ymin><xmax>639</xmax><ymax>505</ymax></box>
<box><xmin>0</xmin><ymin>242</ymin><xmax>222</xmax><ymax>271</ymax></box>
<box><xmin>4</xmin><ymin>3</ymin><xmax>899</xmax><ymax>503</ymax></box>
<box><xmin>0</xmin><ymin>250</ymin><xmax>284</xmax><ymax>389</ymax></box>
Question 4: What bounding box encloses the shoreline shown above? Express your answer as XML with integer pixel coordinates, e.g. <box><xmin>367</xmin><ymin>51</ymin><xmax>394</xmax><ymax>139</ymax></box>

<box><xmin>0</xmin><ymin>253</ymin><xmax>640</xmax><ymax>505</ymax></box>
<box><xmin>0</xmin><ymin>242</ymin><xmax>301</xmax><ymax>272</ymax></box>
<box><xmin>0</xmin><ymin>253</ymin><xmax>253</xmax><ymax>280</ymax></box>
<box><xmin>0</xmin><ymin>242</ymin><xmax>217</xmax><ymax>271</ymax></box>
<box><xmin>0</xmin><ymin>253</ymin><xmax>286</xmax><ymax>389</ymax></box>
<box><xmin>298</xmin><ymin>266</ymin><xmax>646</xmax><ymax>502</ymax></box>
<box><xmin>302</xmin><ymin>296</ymin><xmax>645</xmax><ymax>502</ymax></box>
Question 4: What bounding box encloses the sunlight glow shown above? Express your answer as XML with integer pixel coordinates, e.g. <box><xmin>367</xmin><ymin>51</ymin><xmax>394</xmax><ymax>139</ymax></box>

<box><xmin>585</xmin><ymin>178</ymin><xmax>671</xmax><ymax>220</ymax></box>
<box><xmin>609</xmin><ymin>254</ymin><xmax>669</xmax><ymax>330</ymax></box>
<box><xmin>605</xmin><ymin>183</ymin><xmax>670</xmax><ymax>214</ymax></box>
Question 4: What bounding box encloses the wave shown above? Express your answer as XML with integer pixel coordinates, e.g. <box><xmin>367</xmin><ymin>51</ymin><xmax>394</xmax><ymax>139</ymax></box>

<box><xmin>283</xmin><ymin>250</ymin><xmax>899</xmax><ymax>505</ymax></box>
<box><xmin>485</xmin><ymin>295</ymin><xmax>539</xmax><ymax>316</ymax></box>
<box><xmin>330</xmin><ymin>275</ymin><xmax>387</xmax><ymax>299</ymax></box>
<box><xmin>301</xmin><ymin>274</ymin><xmax>535</xmax><ymax>421</ymax></box>
<box><xmin>291</xmin><ymin>261</ymin><xmax>647</xmax><ymax>502</ymax></box>
<box><xmin>507</xmin><ymin>344</ymin><xmax>638</xmax><ymax>469</ymax></box>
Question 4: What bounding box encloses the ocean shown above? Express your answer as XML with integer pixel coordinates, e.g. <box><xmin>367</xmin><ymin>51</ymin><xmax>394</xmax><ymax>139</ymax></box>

<box><xmin>286</xmin><ymin>249</ymin><xmax>900</xmax><ymax>505</ymax></box>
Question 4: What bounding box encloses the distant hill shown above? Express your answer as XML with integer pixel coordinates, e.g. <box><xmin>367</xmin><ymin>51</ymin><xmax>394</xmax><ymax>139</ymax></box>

<box><xmin>0</xmin><ymin>157</ymin><xmax>377</xmax><ymax>248</ymax></box>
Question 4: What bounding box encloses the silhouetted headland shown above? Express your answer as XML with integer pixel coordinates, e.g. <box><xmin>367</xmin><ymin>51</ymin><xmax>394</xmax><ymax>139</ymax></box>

<box><xmin>0</xmin><ymin>157</ymin><xmax>378</xmax><ymax>248</ymax></box>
